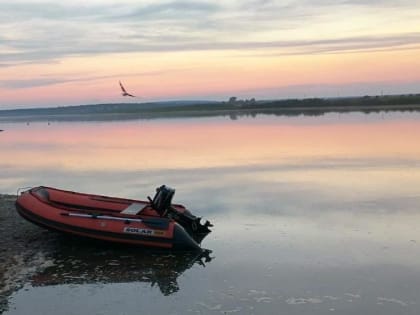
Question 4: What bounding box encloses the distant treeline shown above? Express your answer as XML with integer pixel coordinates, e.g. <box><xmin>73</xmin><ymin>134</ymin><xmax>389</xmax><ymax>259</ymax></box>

<box><xmin>1</xmin><ymin>94</ymin><xmax>420</xmax><ymax>121</ymax></box>
<box><xmin>251</xmin><ymin>94</ymin><xmax>420</xmax><ymax>109</ymax></box>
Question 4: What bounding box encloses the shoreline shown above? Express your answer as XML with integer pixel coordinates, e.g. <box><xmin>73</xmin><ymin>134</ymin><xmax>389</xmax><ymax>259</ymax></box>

<box><xmin>0</xmin><ymin>194</ymin><xmax>54</xmax><ymax>313</ymax></box>
<box><xmin>1</xmin><ymin>94</ymin><xmax>420</xmax><ymax>122</ymax></box>
<box><xmin>1</xmin><ymin>103</ymin><xmax>420</xmax><ymax>123</ymax></box>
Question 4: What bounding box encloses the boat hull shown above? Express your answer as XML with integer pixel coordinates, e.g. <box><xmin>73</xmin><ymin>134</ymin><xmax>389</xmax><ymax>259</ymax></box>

<box><xmin>15</xmin><ymin>187</ymin><xmax>203</xmax><ymax>250</ymax></box>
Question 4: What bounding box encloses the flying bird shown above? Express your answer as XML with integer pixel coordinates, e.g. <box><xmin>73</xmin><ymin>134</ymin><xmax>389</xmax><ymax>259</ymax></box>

<box><xmin>119</xmin><ymin>81</ymin><xmax>136</xmax><ymax>97</ymax></box>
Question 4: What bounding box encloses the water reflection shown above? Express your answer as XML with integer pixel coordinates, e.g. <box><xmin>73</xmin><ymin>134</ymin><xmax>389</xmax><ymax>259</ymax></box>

<box><xmin>2</xmin><ymin>112</ymin><xmax>420</xmax><ymax>314</ymax></box>
<box><xmin>31</xmin><ymin>238</ymin><xmax>213</xmax><ymax>296</ymax></box>
<box><xmin>1</xmin><ymin>112</ymin><xmax>420</xmax><ymax>195</ymax></box>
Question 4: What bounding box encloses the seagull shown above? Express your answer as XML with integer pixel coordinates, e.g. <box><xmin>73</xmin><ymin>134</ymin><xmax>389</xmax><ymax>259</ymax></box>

<box><xmin>119</xmin><ymin>81</ymin><xmax>136</xmax><ymax>97</ymax></box>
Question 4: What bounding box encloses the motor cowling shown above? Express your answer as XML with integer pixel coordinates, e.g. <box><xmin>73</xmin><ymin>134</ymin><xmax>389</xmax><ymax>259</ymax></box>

<box><xmin>150</xmin><ymin>185</ymin><xmax>175</xmax><ymax>217</ymax></box>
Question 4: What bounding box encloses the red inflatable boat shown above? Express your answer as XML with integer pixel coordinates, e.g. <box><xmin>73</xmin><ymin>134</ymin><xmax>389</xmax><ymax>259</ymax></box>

<box><xmin>16</xmin><ymin>185</ymin><xmax>212</xmax><ymax>250</ymax></box>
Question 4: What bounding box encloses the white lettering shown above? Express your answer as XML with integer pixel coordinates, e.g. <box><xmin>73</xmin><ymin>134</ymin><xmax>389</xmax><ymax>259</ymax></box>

<box><xmin>123</xmin><ymin>227</ymin><xmax>155</xmax><ymax>235</ymax></box>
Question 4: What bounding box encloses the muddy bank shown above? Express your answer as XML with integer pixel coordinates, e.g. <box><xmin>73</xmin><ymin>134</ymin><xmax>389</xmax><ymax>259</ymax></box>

<box><xmin>0</xmin><ymin>194</ymin><xmax>55</xmax><ymax>313</ymax></box>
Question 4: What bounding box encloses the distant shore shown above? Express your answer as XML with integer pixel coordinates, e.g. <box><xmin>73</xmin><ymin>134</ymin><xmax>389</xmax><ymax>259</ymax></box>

<box><xmin>1</xmin><ymin>94</ymin><xmax>420</xmax><ymax>122</ymax></box>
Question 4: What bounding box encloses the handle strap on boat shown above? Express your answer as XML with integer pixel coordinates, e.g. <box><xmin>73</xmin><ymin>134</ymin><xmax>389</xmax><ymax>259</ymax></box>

<box><xmin>16</xmin><ymin>186</ymin><xmax>33</xmax><ymax>198</ymax></box>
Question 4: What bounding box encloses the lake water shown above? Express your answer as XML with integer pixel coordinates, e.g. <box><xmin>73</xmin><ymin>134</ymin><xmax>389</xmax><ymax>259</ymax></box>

<box><xmin>1</xmin><ymin>112</ymin><xmax>420</xmax><ymax>314</ymax></box>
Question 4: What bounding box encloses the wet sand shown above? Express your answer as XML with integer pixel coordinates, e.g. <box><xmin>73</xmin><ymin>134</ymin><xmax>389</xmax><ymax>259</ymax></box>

<box><xmin>0</xmin><ymin>194</ymin><xmax>55</xmax><ymax>313</ymax></box>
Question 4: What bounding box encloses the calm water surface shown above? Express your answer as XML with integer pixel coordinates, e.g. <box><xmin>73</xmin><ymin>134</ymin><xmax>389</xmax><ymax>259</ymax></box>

<box><xmin>1</xmin><ymin>112</ymin><xmax>420</xmax><ymax>314</ymax></box>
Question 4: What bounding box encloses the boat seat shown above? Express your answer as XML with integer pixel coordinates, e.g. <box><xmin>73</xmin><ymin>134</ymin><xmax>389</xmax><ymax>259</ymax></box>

<box><xmin>120</xmin><ymin>203</ymin><xmax>145</xmax><ymax>215</ymax></box>
<box><xmin>33</xmin><ymin>187</ymin><xmax>50</xmax><ymax>201</ymax></box>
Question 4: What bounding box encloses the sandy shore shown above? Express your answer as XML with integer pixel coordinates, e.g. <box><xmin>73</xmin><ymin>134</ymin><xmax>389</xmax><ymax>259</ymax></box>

<box><xmin>0</xmin><ymin>194</ymin><xmax>55</xmax><ymax>312</ymax></box>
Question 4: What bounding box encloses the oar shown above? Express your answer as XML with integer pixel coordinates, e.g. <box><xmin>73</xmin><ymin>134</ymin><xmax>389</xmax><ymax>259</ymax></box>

<box><xmin>60</xmin><ymin>212</ymin><xmax>168</xmax><ymax>228</ymax></box>
<box><xmin>66</xmin><ymin>212</ymin><xmax>143</xmax><ymax>222</ymax></box>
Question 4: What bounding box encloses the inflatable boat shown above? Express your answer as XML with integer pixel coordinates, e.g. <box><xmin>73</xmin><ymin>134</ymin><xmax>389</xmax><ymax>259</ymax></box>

<box><xmin>16</xmin><ymin>185</ymin><xmax>212</xmax><ymax>250</ymax></box>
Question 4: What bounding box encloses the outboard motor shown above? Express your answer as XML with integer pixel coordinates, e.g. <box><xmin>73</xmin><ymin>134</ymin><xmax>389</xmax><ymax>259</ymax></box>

<box><xmin>150</xmin><ymin>185</ymin><xmax>175</xmax><ymax>217</ymax></box>
<box><xmin>149</xmin><ymin>185</ymin><xmax>213</xmax><ymax>243</ymax></box>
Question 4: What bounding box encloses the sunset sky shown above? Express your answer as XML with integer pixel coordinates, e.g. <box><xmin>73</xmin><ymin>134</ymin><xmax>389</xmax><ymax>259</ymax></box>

<box><xmin>1</xmin><ymin>0</ymin><xmax>420</xmax><ymax>108</ymax></box>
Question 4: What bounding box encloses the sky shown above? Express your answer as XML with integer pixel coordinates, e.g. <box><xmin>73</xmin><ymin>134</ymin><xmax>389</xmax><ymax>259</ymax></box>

<box><xmin>1</xmin><ymin>0</ymin><xmax>420</xmax><ymax>109</ymax></box>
